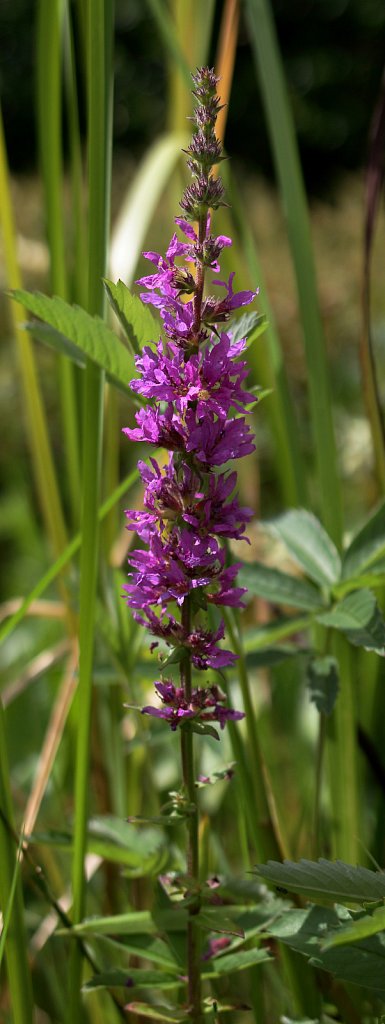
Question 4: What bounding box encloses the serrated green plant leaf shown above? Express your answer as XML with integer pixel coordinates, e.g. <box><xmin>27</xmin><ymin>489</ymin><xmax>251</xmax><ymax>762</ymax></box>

<box><xmin>306</xmin><ymin>656</ymin><xmax>339</xmax><ymax>716</ymax></box>
<box><xmin>317</xmin><ymin>588</ymin><xmax>385</xmax><ymax>651</ymax></box>
<box><xmin>342</xmin><ymin>501</ymin><xmax>385</xmax><ymax>580</ymax></box>
<box><xmin>103</xmin><ymin>278</ymin><xmax>158</xmax><ymax>356</ymax></box>
<box><xmin>238</xmin><ymin>562</ymin><xmax>324</xmax><ymax>611</ymax></box>
<box><xmin>11</xmin><ymin>289</ymin><xmax>135</xmax><ymax>390</ymax></box>
<box><xmin>266</xmin><ymin>509</ymin><xmax>341</xmax><ymax>587</ymax></box>
<box><xmin>256</xmin><ymin>858</ymin><xmax>385</xmax><ymax>903</ymax></box>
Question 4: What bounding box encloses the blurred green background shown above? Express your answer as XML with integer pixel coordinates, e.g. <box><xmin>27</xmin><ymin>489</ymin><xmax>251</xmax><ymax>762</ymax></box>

<box><xmin>1</xmin><ymin>0</ymin><xmax>385</xmax><ymax>188</ymax></box>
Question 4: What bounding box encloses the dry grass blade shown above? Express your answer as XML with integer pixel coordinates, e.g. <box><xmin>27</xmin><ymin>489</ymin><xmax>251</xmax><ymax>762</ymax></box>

<box><xmin>215</xmin><ymin>0</ymin><xmax>240</xmax><ymax>146</ymax></box>
<box><xmin>0</xmin><ymin>599</ymin><xmax>67</xmax><ymax>624</ymax></box>
<box><xmin>21</xmin><ymin>642</ymin><xmax>78</xmax><ymax>840</ymax></box>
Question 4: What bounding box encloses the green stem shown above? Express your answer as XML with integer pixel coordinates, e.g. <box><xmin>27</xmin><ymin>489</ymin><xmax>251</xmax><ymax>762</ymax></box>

<box><xmin>68</xmin><ymin>0</ymin><xmax>114</xmax><ymax>1018</ymax></box>
<box><xmin>0</xmin><ymin>701</ymin><xmax>34</xmax><ymax>1022</ymax></box>
<box><xmin>180</xmin><ymin>598</ymin><xmax>202</xmax><ymax>1023</ymax></box>
<box><xmin>224</xmin><ymin>609</ymin><xmax>287</xmax><ymax>862</ymax></box>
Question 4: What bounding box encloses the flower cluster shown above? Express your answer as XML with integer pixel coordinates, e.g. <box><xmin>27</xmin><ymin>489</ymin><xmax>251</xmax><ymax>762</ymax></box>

<box><xmin>123</xmin><ymin>67</ymin><xmax>257</xmax><ymax>732</ymax></box>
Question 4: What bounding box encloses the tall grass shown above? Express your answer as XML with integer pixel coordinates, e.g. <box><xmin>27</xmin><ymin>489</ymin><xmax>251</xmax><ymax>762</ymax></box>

<box><xmin>0</xmin><ymin>1</ymin><xmax>384</xmax><ymax>1022</ymax></box>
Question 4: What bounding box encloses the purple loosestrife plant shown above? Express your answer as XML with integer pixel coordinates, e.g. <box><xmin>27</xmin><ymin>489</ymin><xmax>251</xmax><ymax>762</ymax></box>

<box><xmin>123</xmin><ymin>67</ymin><xmax>257</xmax><ymax>1022</ymax></box>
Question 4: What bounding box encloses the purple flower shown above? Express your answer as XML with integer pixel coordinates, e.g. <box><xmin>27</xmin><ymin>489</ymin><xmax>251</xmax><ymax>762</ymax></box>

<box><xmin>141</xmin><ymin>680</ymin><xmax>244</xmax><ymax>732</ymax></box>
<box><xmin>129</xmin><ymin>334</ymin><xmax>255</xmax><ymax>417</ymax></box>
<box><xmin>185</xmin><ymin>411</ymin><xmax>256</xmax><ymax>465</ymax></box>
<box><xmin>122</xmin><ymin>66</ymin><xmax>258</xmax><ymax>733</ymax></box>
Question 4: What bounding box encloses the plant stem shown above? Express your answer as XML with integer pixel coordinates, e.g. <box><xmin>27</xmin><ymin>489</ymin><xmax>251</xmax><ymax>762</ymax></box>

<box><xmin>180</xmin><ymin>597</ymin><xmax>202</xmax><ymax>1023</ymax></box>
<box><xmin>0</xmin><ymin>701</ymin><xmax>34</xmax><ymax>1022</ymax></box>
<box><xmin>68</xmin><ymin>0</ymin><xmax>114</xmax><ymax>1018</ymax></box>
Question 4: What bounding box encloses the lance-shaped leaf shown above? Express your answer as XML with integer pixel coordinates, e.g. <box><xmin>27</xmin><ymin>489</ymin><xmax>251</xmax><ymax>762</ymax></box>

<box><xmin>238</xmin><ymin>562</ymin><xmax>324</xmax><ymax>612</ymax></box>
<box><xmin>342</xmin><ymin>501</ymin><xmax>385</xmax><ymax>580</ymax></box>
<box><xmin>104</xmin><ymin>278</ymin><xmax>158</xmax><ymax>356</ymax></box>
<box><xmin>306</xmin><ymin>656</ymin><xmax>339</xmax><ymax>715</ymax></box>
<box><xmin>316</xmin><ymin>588</ymin><xmax>385</xmax><ymax>651</ymax></box>
<box><xmin>124</xmin><ymin>1003</ymin><xmax>187</xmax><ymax>1023</ymax></box>
<box><xmin>204</xmin><ymin>945</ymin><xmax>271</xmax><ymax>977</ymax></box>
<box><xmin>83</xmin><ymin>969</ymin><xmax>182</xmax><ymax>992</ymax></box>
<box><xmin>255</xmin><ymin>858</ymin><xmax>385</xmax><ymax>904</ymax></box>
<box><xmin>11</xmin><ymin>289</ymin><xmax>136</xmax><ymax>392</ymax></box>
<box><xmin>265</xmin><ymin>509</ymin><xmax>341</xmax><ymax>588</ymax></box>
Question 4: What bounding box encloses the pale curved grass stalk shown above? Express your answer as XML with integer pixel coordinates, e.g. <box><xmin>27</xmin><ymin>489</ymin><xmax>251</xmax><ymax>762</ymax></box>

<box><xmin>22</xmin><ymin>643</ymin><xmax>79</xmax><ymax>841</ymax></box>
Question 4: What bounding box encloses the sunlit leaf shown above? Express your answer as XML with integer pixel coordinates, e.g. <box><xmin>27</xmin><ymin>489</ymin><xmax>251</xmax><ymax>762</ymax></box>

<box><xmin>104</xmin><ymin>278</ymin><xmax>158</xmax><ymax>356</ymax></box>
<box><xmin>266</xmin><ymin>509</ymin><xmax>341</xmax><ymax>587</ymax></box>
<box><xmin>11</xmin><ymin>289</ymin><xmax>135</xmax><ymax>391</ymax></box>
<box><xmin>238</xmin><ymin>562</ymin><xmax>324</xmax><ymax>611</ymax></box>
<box><xmin>321</xmin><ymin>905</ymin><xmax>385</xmax><ymax>950</ymax></box>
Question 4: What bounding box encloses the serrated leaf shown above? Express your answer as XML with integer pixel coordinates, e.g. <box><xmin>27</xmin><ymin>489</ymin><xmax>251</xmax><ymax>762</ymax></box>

<box><xmin>266</xmin><ymin>509</ymin><xmax>341</xmax><ymax>588</ymax></box>
<box><xmin>316</xmin><ymin>588</ymin><xmax>385</xmax><ymax>651</ymax></box>
<box><xmin>321</xmin><ymin>905</ymin><xmax>385</xmax><ymax>949</ymax></box>
<box><xmin>11</xmin><ymin>290</ymin><xmax>136</xmax><ymax>391</ymax></box>
<box><xmin>83</xmin><ymin>969</ymin><xmax>181</xmax><ymax>992</ymax></box>
<box><xmin>256</xmin><ymin>858</ymin><xmax>385</xmax><ymax>903</ymax></box>
<box><xmin>306</xmin><ymin>657</ymin><xmax>339</xmax><ymax>715</ymax></box>
<box><xmin>238</xmin><ymin>562</ymin><xmax>324</xmax><ymax>611</ymax></box>
<box><xmin>125</xmin><ymin>1002</ymin><xmax>187</xmax><ymax>1023</ymax></box>
<box><xmin>269</xmin><ymin>903</ymin><xmax>385</xmax><ymax>997</ymax></box>
<box><xmin>104</xmin><ymin>278</ymin><xmax>158</xmax><ymax>356</ymax></box>
<box><xmin>228</xmin><ymin>310</ymin><xmax>267</xmax><ymax>347</ymax></box>
<box><xmin>342</xmin><ymin>501</ymin><xmax>385</xmax><ymax>580</ymax></box>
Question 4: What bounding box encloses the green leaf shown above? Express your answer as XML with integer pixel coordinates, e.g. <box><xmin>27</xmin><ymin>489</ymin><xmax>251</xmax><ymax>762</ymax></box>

<box><xmin>227</xmin><ymin>310</ymin><xmax>267</xmax><ymax>348</ymax></box>
<box><xmin>83</xmin><ymin>969</ymin><xmax>181</xmax><ymax>992</ymax></box>
<box><xmin>342</xmin><ymin>501</ymin><xmax>385</xmax><ymax>580</ymax></box>
<box><xmin>190</xmin><ymin>721</ymin><xmax>220</xmax><ymax>741</ymax></box>
<box><xmin>255</xmin><ymin>858</ymin><xmax>385</xmax><ymax>903</ymax></box>
<box><xmin>11</xmin><ymin>290</ymin><xmax>135</xmax><ymax>392</ymax></box>
<box><xmin>103</xmin><ymin>278</ymin><xmax>158</xmax><ymax>356</ymax></box>
<box><xmin>306</xmin><ymin>656</ymin><xmax>339</xmax><ymax>715</ymax></box>
<box><xmin>269</xmin><ymin>904</ymin><xmax>385</xmax><ymax>997</ymax></box>
<box><xmin>204</xmin><ymin>946</ymin><xmax>271</xmax><ymax>976</ymax></box>
<box><xmin>316</xmin><ymin>588</ymin><xmax>385</xmax><ymax>651</ymax></box>
<box><xmin>266</xmin><ymin>509</ymin><xmax>341</xmax><ymax>587</ymax></box>
<box><xmin>101</xmin><ymin>934</ymin><xmax>180</xmax><ymax>970</ymax></box>
<box><xmin>238</xmin><ymin>562</ymin><xmax>324</xmax><ymax>611</ymax></box>
<box><xmin>125</xmin><ymin>1003</ymin><xmax>187</xmax><ymax>1023</ymax></box>
<box><xmin>197</xmin><ymin>911</ymin><xmax>244</xmax><ymax>937</ymax></box>
<box><xmin>321</xmin><ymin>905</ymin><xmax>385</xmax><ymax>950</ymax></box>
